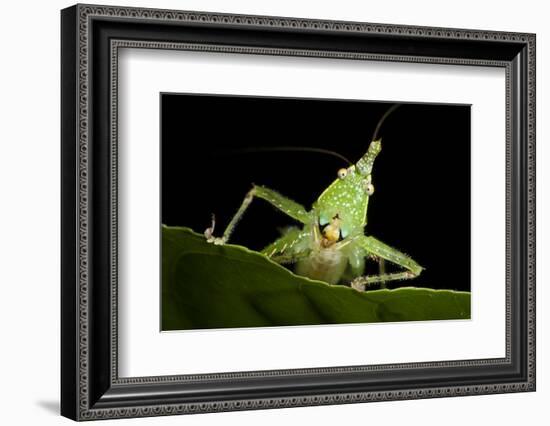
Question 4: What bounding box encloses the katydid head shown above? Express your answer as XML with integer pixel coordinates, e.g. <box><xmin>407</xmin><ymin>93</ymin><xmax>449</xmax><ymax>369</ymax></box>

<box><xmin>314</xmin><ymin>138</ymin><xmax>383</xmax><ymax>241</ymax></box>
<box><xmin>312</xmin><ymin>104</ymin><xmax>400</xmax><ymax>242</ymax></box>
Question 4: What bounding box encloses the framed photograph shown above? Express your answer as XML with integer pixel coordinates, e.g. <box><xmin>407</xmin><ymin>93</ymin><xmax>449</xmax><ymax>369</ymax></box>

<box><xmin>61</xmin><ymin>4</ymin><xmax>536</xmax><ymax>421</ymax></box>
<box><xmin>161</xmin><ymin>94</ymin><xmax>472</xmax><ymax>332</ymax></box>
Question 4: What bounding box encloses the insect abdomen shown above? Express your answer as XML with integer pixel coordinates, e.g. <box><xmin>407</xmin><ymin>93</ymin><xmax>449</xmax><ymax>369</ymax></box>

<box><xmin>295</xmin><ymin>248</ymin><xmax>347</xmax><ymax>285</ymax></box>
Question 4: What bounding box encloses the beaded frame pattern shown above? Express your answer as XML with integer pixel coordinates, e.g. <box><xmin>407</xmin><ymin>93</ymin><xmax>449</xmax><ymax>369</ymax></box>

<box><xmin>73</xmin><ymin>4</ymin><xmax>535</xmax><ymax>420</ymax></box>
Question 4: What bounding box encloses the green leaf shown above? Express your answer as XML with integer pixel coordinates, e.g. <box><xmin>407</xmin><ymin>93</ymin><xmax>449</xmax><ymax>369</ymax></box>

<box><xmin>162</xmin><ymin>226</ymin><xmax>470</xmax><ymax>330</ymax></box>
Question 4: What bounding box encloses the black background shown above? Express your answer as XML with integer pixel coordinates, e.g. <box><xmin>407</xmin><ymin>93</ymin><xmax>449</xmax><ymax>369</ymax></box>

<box><xmin>161</xmin><ymin>94</ymin><xmax>470</xmax><ymax>291</ymax></box>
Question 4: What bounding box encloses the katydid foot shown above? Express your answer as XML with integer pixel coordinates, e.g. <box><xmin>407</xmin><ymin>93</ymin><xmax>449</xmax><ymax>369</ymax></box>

<box><xmin>204</xmin><ymin>214</ymin><xmax>226</xmax><ymax>245</ymax></box>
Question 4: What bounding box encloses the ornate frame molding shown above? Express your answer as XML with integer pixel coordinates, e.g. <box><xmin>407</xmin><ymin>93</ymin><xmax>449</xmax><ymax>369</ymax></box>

<box><xmin>61</xmin><ymin>4</ymin><xmax>535</xmax><ymax>421</ymax></box>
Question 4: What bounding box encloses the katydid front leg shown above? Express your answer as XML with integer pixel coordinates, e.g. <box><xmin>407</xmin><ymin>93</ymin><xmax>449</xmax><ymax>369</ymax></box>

<box><xmin>260</xmin><ymin>227</ymin><xmax>312</xmax><ymax>264</ymax></box>
<box><xmin>350</xmin><ymin>235</ymin><xmax>423</xmax><ymax>291</ymax></box>
<box><xmin>205</xmin><ymin>185</ymin><xmax>311</xmax><ymax>245</ymax></box>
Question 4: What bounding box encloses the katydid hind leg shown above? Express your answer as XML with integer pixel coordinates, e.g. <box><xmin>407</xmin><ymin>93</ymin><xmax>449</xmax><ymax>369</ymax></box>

<box><xmin>350</xmin><ymin>235</ymin><xmax>423</xmax><ymax>291</ymax></box>
<box><xmin>379</xmin><ymin>258</ymin><xmax>387</xmax><ymax>289</ymax></box>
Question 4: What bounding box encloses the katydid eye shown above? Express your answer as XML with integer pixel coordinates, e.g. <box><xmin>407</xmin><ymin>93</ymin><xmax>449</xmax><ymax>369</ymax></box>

<box><xmin>366</xmin><ymin>183</ymin><xmax>375</xmax><ymax>196</ymax></box>
<box><xmin>337</xmin><ymin>168</ymin><xmax>348</xmax><ymax>179</ymax></box>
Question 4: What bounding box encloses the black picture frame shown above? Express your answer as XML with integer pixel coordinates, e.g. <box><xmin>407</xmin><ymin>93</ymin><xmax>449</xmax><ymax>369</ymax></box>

<box><xmin>61</xmin><ymin>4</ymin><xmax>536</xmax><ymax>421</ymax></box>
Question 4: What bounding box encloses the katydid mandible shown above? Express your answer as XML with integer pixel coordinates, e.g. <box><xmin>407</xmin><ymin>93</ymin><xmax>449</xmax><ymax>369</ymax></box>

<box><xmin>204</xmin><ymin>104</ymin><xmax>423</xmax><ymax>291</ymax></box>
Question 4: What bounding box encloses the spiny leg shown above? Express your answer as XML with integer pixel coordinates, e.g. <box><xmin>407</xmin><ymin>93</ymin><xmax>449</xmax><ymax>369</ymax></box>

<box><xmin>350</xmin><ymin>235</ymin><xmax>423</xmax><ymax>291</ymax></box>
<box><xmin>204</xmin><ymin>188</ymin><xmax>254</xmax><ymax>245</ymax></box>
<box><xmin>261</xmin><ymin>227</ymin><xmax>311</xmax><ymax>264</ymax></box>
<box><xmin>205</xmin><ymin>185</ymin><xmax>310</xmax><ymax>245</ymax></box>
<box><xmin>379</xmin><ymin>258</ymin><xmax>387</xmax><ymax>289</ymax></box>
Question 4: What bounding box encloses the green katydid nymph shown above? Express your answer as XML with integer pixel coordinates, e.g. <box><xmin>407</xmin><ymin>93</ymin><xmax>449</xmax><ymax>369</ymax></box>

<box><xmin>204</xmin><ymin>104</ymin><xmax>423</xmax><ymax>291</ymax></box>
